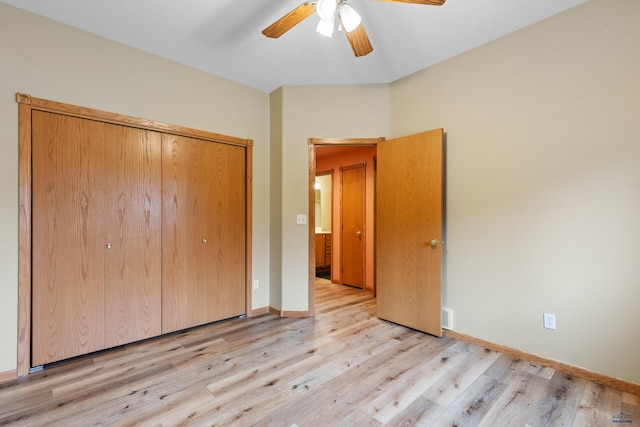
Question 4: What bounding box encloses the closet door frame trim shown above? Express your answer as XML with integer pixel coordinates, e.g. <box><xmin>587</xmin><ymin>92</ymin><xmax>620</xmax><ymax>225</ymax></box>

<box><xmin>16</xmin><ymin>93</ymin><xmax>253</xmax><ymax>377</ymax></box>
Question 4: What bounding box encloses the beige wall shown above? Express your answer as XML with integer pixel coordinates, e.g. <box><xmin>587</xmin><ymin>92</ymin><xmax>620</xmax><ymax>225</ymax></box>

<box><xmin>276</xmin><ymin>85</ymin><xmax>389</xmax><ymax>311</ymax></box>
<box><xmin>0</xmin><ymin>3</ymin><xmax>270</xmax><ymax>373</ymax></box>
<box><xmin>390</xmin><ymin>0</ymin><xmax>640</xmax><ymax>384</ymax></box>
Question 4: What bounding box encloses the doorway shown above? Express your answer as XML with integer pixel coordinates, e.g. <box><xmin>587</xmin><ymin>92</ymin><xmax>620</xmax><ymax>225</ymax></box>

<box><xmin>308</xmin><ymin>130</ymin><xmax>444</xmax><ymax>337</ymax></box>
<box><xmin>314</xmin><ymin>172</ymin><xmax>332</xmax><ymax>280</ymax></box>
<box><xmin>307</xmin><ymin>137</ymin><xmax>383</xmax><ymax>315</ymax></box>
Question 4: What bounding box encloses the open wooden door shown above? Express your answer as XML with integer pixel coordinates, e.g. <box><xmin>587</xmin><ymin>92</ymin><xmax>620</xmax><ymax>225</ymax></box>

<box><xmin>376</xmin><ymin>129</ymin><xmax>443</xmax><ymax>336</ymax></box>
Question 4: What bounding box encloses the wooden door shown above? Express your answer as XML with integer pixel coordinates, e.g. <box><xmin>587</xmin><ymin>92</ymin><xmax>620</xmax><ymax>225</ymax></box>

<box><xmin>376</xmin><ymin>129</ymin><xmax>443</xmax><ymax>336</ymax></box>
<box><xmin>315</xmin><ymin>235</ymin><xmax>325</xmax><ymax>267</ymax></box>
<box><xmin>31</xmin><ymin>111</ymin><xmax>164</xmax><ymax>365</ymax></box>
<box><xmin>341</xmin><ymin>164</ymin><xmax>366</xmax><ymax>288</ymax></box>
<box><xmin>32</xmin><ymin>111</ymin><xmax>105</xmax><ymax>366</ymax></box>
<box><xmin>32</xmin><ymin>112</ymin><xmax>106</xmax><ymax>365</ymax></box>
<box><xmin>104</xmin><ymin>125</ymin><xmax>162</xmax><ymax>348</ymax></box>
<box><xmin>162</xmin><ymin>135</ymin><xmax>246</xmax><ymax>333</ymax></box>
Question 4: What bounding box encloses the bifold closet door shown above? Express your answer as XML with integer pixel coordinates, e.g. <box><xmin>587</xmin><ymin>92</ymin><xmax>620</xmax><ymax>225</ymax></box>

<box><xmin>103</xmin><ymin>125</ymin><xmax>162</xmax><ymax>348</ymax></box>
<box><xmin>32</xmin><ymin>112</ymin><xmax>106</xmax><ymax>366</ymax></box>
<box><xmin>31</xmin><ymin>111</ymin><xmax>162</xmax><ymax>366</ymax></box>
<box><xmin>162</xmin><ymin>134</ymin><xmax>246</xmax><ymax>333</ymax></box>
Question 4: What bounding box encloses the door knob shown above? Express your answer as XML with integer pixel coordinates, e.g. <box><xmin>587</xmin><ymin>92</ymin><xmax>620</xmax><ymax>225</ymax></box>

<box><xmin>202</xmin><ymin>238</ymin><xmax>207</xmax><ymax>243</ymax></box>
<box><xmin>356</xmin><ymin>231</ymin><xmax>362</xmax><ymax>239</ymax></box>
<box><xmin>429</xmin><ymin>239</ymin><xmax>438</xmax><ymax>248</ymax></box>
<box><xmin>106</xmin><ymin>243</ymin><xmax>112</xmax><ymax>249</ymax></box>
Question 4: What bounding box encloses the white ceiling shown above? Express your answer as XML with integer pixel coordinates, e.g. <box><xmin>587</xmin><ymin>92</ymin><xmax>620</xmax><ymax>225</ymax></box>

<box><xmin>2</xmin><ymin>0</ymin><xmax>589</xmax><ymax>93</ymax></box>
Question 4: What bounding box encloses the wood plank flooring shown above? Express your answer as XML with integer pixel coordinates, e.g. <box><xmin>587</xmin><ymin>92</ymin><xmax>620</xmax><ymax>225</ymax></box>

<box><xmin>1</xmin><ymin>279</ymin><xmax>638</xmax><ymax>426</ymax></box>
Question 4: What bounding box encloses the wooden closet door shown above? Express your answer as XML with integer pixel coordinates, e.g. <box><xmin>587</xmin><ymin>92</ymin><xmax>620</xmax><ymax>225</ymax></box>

<box><xmin>32</xmin><ymin>112</ymin><xmax>163</xmax><ymax>365</ymax></box>
<box><xmin>104</xmin><ymin>125</ymin><xmax>162</xmax><ymax>348</ymax></box>
<box><xmin>32</xmin><ymin>112</ymin><xmax>106</xmax><ymax>366</ymax></box>
<box><xmin>162</xmin><ymin>135</ymin><xmax>246</xmax><ymax>333</ymax></box>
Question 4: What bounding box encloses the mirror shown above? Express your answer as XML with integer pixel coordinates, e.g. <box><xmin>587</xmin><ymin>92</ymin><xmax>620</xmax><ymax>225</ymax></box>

<box><xmin>315</xmin><ymin>174</ymin><xmax>332</xmax><ymax>232</ymax></box>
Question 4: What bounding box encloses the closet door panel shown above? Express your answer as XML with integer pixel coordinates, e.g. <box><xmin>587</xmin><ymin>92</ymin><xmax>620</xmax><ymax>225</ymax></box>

<box><xmin>210</xmin><ymin>142</ymin><xmax>246</xmax><ymax>320</ymax></box>
<box><xmin>162</xmin><ymin>135</ymin><xmax>245</xmax><ymax>333</ymax></box>
<box><xmin>162</xmin><ymin>134</ymin><xmax>209</xmax><ymax>332</ymax></box>
<box><xmin>104</xmin><ymin>125</ymin><xmax>162</xmax><ymax>347</ymax></box>
<box><xmin>32</xmin><ymin>112</ymin><xmax>105</xmax><ymax>366</ymax></box>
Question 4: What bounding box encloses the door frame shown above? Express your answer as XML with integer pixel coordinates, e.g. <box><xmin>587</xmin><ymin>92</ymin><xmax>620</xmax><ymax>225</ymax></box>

<box><xmin>307</xmin><ymin>137</ymin><xmax>384</xmax><ymax>315</ymax></box>
<box><xmin>314</xmin><ymin>169</ymin><xmax>334</xmax><ymax>280</ymax></box>
<box><xmin>16</xmin><ymin>93</ymin><xmax>253</xmax><ymax>377</ymax></box>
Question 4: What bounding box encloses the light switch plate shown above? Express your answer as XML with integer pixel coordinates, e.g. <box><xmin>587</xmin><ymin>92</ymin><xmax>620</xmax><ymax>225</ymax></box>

<box><xmin>296</xmin><ymin>214</ymin><xmax>307</xmax><ymax>225</ymax></box>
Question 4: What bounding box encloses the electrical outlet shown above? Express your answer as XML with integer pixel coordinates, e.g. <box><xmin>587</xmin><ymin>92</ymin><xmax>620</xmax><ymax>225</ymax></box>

<box><xmin>253</xmin><ymin>280</ymin><xmax>259</xmax><ymax>290</ymax></box>
<box><xmin>543</xmin><ymin>313</ymin><xmax>556</xmax><ymax>330</ymax></box>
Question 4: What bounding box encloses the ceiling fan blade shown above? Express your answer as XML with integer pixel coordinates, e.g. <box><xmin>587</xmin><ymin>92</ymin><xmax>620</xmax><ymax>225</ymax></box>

<box><xmin>345</xmin><ymin>24</ymin><xmax>373</xmax><ymax>57</ymax></box>
<box><xmin>262</xmin><ymin>3</ymin><xmax>316</xmax><ymax>38</ymax></box>
<box><xmin>372</xmin><ymin>0</ymin><xmax>446</xmax><ymax>5</ymax></box>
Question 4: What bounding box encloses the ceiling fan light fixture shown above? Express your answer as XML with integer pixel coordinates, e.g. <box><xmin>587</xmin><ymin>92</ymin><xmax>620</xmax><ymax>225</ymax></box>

<box><xmin>339</xmin><ymin>4</ymin><xmax>361</xmax><ymax>32</ymax></box>
<box><xmin>316</xmin><ymin>0</ymin><xmax>337</xmax><ymax>20</ymax></box>
<box><xmin>316</xmin><ymin>17</ymin><xmax>335</xmax><ymax>38</ymax></box>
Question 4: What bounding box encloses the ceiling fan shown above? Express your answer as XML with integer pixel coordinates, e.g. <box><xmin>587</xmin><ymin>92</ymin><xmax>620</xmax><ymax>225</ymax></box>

<box><xmin>262</xmin><ymin>0</ymin><xmax>446</xmax><ymax>57</ymax></box>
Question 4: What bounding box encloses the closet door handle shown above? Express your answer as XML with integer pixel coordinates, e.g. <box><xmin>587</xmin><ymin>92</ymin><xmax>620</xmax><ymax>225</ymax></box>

<box><xmin>202</xmin><ymin>238</ymin><xmax>207</xmax><ymax>243</ymax></box>
<box><xmin>106</xmin><ymin>243</ymin><xmax>112</xmax><ymax>249</ymax></box>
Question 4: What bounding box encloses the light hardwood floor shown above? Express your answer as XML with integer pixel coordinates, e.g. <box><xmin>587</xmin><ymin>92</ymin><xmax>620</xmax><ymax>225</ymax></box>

<box><xmin>1</xmin><ymin>279</ymin><xmax>638</xmax><ymax>426</ymax></box>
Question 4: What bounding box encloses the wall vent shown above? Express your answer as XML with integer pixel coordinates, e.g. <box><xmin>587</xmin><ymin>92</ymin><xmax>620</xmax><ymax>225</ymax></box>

<box><xmin>442</xmin><ymin>307</ymin><xmax>453</xmax><ymax>330</ymax></box>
